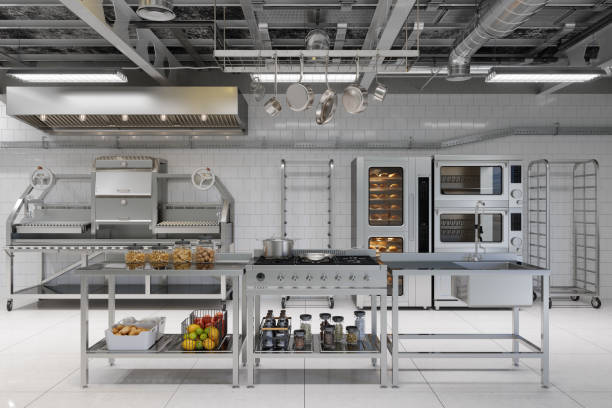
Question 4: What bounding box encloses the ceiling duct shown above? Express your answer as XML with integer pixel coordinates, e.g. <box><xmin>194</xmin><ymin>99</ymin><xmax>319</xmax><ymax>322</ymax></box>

<box><xmin>447</xmin><ymin>0</ymin><xmax>549</xmax><ymax>81</ymax></box>
<box><xmin>6</xmin><ymin>86</ymin><xmax>248</xmax><ymax>136</ymax></box>
<box><xmin>137</xmin><ymin>0</ymin><xmax>175</xmax><ymax>21</ymax></box>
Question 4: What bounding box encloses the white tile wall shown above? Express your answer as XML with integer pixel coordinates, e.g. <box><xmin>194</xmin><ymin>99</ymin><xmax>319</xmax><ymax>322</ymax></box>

<box><xmin>1</xmin><ymin>93</ymin><xmax>612</xmax><ymax>303</ymax></box>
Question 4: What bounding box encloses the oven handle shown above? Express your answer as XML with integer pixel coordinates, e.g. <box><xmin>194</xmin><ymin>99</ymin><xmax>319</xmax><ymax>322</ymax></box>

<box><xmin>409</xmin><ymin>193</ymin><xmax>414</xmax><ymax>241</ymax></box>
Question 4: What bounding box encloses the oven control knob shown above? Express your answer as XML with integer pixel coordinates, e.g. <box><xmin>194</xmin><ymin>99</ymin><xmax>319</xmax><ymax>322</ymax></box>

<box><xmin>511</xmin><ymin>189</ymin><xmax>523</xmax><ymax>199</ymax></box>
<box><xmin>363</xmin><ymin>274</ymin><xmax>370</xmax><ymax>281</ymax></box>
<box><xmin>349</xmin><ymin>274</ymin><xmax>356</xmax><ymax>281</ymax></box>
<box><xmin>320</xmin><ymin>273</ymin><xmax>328</xmax><ymax>281</ymax></box>
<box><xmin>511</xmin><ymin>237</ymin><xmax>523</xmax><ymax>248</ymax></box>
<box><xmin>305</xmin><ymin>274</ymin><xmax>313</xmax><ymax>282</ymax></box>
<box><xmin>334</xmin><ymin>274</ymin><xmax>342</xmax><ymax>281</ymax></box>
<box><xmin>256</xmin><ymin>273</ymin><xmax>265</xmax><ymax>282</ymax></box>
<box><xmin>291</xmin><ymin>274</ymin><xmax>299</xmax><ymax>281</ymax></box>
<box><xmin>277</xmin><ymin>274</ymin><xmax>285</xmax><ymax>282</ymax></box>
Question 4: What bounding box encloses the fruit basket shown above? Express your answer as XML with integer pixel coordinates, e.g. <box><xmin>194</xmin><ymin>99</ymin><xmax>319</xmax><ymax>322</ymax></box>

<box><xmin>180</xmin><ymin>304</ymin><xmax>227</xmax><ymax>351</ymax></box>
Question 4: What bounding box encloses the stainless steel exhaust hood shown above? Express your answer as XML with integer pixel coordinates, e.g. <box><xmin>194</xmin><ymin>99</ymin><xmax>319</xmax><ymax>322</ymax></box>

<box><xmin>6</xmin><ymin>86</ymin><xmax>248</xmax><ymax>136</ymax></box>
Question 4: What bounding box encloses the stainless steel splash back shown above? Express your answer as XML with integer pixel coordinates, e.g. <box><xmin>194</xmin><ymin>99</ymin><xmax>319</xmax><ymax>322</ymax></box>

<box><xmin>6</xmin><ymin>86</ymin><xmax>248</xmax><ymax>136</ymax></box>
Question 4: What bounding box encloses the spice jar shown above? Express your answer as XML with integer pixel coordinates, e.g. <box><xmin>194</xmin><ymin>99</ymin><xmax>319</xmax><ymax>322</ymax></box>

<box><xmin>354</xmin><ymin>310</ymin><xmax>366</xmax><ymax>341</ymax></box>
<box><xmin>294</xmin><ymin>329</ymin><xmax>306</xmax><ymax>351</ymax></box>
<box><xmin>319</xmin><ymin>313</ymin><xmax>331</xmax><ymax>339</ymax></box>
<box><xmin>346</xmin><ymin>326</ymin><xmax>359</xmax><ymax>345</ymax></box>
<box><xmin>125</xmin><ymin>244</ymin><xmax>145</xmax><ymax>270</ymax></box>
<box><xmin>149</xmin><ymin>244</ymin><xmax>170</xmax><ymax>270</ymax></box>
<box><xmin>299</xmin><ymin>314</ymin><xmax>312</xmax><ymax>343</ymax></box>
<box><xmin>172</xmin><ymin>240</ymin><xmax>192</xmax><ymax>265</ymax></box>
<box><xmin>261</xmin><ymin>310</ymin><xmax>275</xmax><ymax>351</ymax></box>
<box><xmin>332</xmin><ymin>316</ymin><xmax>344</xmax><ymax>343</ymax></box>
<box><xmin>323</xmin><ymin>326</ymin><xmax>335</xmax><ymax>349</ymax></box>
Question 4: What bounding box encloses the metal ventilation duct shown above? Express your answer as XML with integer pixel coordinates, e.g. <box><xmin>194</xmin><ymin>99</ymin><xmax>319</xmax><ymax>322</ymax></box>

<box><xmin>6</xmin><ymin>86</ymin><xmax>248</xmax><ymax>136</ymax></box>
<box><xmin>137</xmin><ymin>0</ymin><xmax>175</xmax><ymax>21</ymax></box>
<box><xmin>447</xmin><ymin>0</ymin><xmax>549</xmax><ymax>81</ymax></box>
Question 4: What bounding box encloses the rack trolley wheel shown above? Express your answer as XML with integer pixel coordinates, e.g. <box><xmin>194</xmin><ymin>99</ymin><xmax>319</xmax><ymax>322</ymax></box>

<box><xmin>570</xmin><ymin>296</ymin><xmax>580</xmax><ymax>301</ymax></box>
<box><xmin>591</xmin><ymin>297</ymin><xmax>602</xmax><ymax>309</ymax></box>
<box><xmin>281</xmin><ymin>297</ymin><xmax>287</xmax><ymax>309</ymax></box>
<box><xmin>549</xmin><ymin>297</ymin><xmax>552</xmax><ymax>309</ymax></box>
<box><xmin>6</xmin><ymin>299</ymin><xmax>13</xmax><ymax>312</ymax></box>
<box><xmin>533</xmin><ymin>291</ymin><xmax>537</xmax><ymax>301</ymax></box>
<box><xmin>328</xmin><ymin>297</ymin><xmax>334</xmax><ymax>309</ymax></box>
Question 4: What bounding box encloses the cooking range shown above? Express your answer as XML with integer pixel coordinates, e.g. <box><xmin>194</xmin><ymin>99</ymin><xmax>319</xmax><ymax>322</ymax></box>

<box><xmin>247</xmin><ymin>249</ymin><xmax>385</xmax><ymax>289</ymax></box>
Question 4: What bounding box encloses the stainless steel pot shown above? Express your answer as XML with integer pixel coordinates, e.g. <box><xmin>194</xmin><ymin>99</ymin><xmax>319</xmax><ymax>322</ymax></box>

<box><xmin>342</xmin><ymin>58</ymin><xmax>368</xmax><ymax>114</ymax></box>
<box><xmin>305</xmin><ymin>29</ymin><xmax>330</xmax><ymax>51</ymax></box>
<box><xmin>263</xmin><ymin>237</ymin><xmax>294</xmax><ymax>258</ymax></box>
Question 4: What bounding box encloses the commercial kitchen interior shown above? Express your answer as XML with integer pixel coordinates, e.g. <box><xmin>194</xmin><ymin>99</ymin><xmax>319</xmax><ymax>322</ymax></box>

<box><xmin>1</xmin><ymin>0</ymin><xmax>612</xmax><ymax>407</ymax></box>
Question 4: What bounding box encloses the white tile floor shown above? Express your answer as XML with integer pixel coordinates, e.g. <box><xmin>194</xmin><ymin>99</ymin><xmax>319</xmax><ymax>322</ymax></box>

<box><xmin>1</xmin><ymin>296</ymin><xmax>611</xmax><ymax>408</ymax></box>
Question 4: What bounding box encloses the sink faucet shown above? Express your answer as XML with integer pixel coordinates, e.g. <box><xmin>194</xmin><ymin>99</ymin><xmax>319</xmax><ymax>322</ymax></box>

<box><xmin>468</xmin><ymin>200</ymin><xmax>485</xmax><ymax>261</ymax></box>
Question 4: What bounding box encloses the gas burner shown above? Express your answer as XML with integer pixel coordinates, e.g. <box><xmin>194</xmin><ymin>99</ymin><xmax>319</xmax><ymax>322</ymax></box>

<box><xmin>253</xmin><ymin>255</ymin><xmax>378</xmax><ymax>266</ymax></box>
<box><xmin>333</xmin><ymin>256</ymin><xmax>379</xmax><ymax>266</ymax></box>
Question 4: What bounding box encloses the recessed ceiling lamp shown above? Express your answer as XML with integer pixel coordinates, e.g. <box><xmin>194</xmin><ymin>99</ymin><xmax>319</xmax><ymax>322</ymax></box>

<box><xmin>160</xmin><ymin>114</ymin><xmax>168</xmax><ymax>122</ymax></box>
<box><xmin>7</xmin><ymin>70</ymin><xmax>127</xmax><ymax>83</ymax></box>
<box><xmin>79</xmin><ymin>114</ymin><xmax>87</xmax><ymax>122</ymax></box>
<box><xmin>252</xmin><ymin>73</ymin><xmax>357</xmax><ymax>83</ymax></box>
<box><xmin>485</xmin><ymin>67</ymin><xmax>606</xmax><ymax>83</ymax></box>
<box><xmin>200</xmin><ymin>114</ymin><xmax>208</xmax><ymax>122</ymax></box>
<box><xmin>137</xmin><ymin>0</ymin><xmax>175</xmax><ymax>21</ymax></box>
<box><xmin>121</xmin><ymin>114</ymin><xmax>129</xmax><ymax>122</ymax></box>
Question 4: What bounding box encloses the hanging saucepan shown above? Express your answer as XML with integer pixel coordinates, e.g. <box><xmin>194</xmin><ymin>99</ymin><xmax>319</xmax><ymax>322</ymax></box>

<box><xmin>286</xmin><ymin>56</ymin><xmax>314</xmax><ymax>112</ymax></box>
<box><xmin>342</xmin><ymin>57</ymin><xmax>368</xmax><ymax>114</ymax></box>
<box><xmin>251</xmin><ymin>57</ymin><xmax>266</xmax><ymax>102</ymax></box>
<box><xmin>315</xmin><ymin>56</ymin><xmax>337</xmax><ymax>125</ymax></box>
<box><xmin>264</xmin><ymin>54</ymin><xmax>282</xmax><ymax>117</ymax></box>
<box><xmin>373</xmin><ymin>53</ymin><xmax>387</xmax><ymax>102</ymax></box>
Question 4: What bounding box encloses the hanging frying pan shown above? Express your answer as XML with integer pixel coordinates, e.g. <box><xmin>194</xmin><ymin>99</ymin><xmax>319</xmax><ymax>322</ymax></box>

<box><xmin>315</xmin><ymin>56</ymin><xmax>337</xmax><ymax>125</ymax></box>
<box><xmin>286</xmin><ymin>56</ymin><xmax>314</xmax><ymax>112</ymax></box>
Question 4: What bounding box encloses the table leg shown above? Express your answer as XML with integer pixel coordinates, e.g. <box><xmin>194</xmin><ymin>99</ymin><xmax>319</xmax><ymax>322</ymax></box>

<box><xmin>241</xmin><ymin>274</ymin><xmax>247</xmax><ymax>366</ymax></box>
<box><xmin>247</xmin><ymin>293</ymin><xmax>255</xmax><ymax>388</ymax></box>
<box><xmin>512</xmin><ymin>306</ymin><xmax>519</xmax><ymax>367</ymax></box>
<box><xmin>232</xmin><ymin>276</ymin><xmax>240</xmax><ymax>388</ymax></box>
<box><xmin>80</xmin><ymin>275</ymin><xmax>89</xmax><ymax>388</ymax></box>
<box><xmin>371</xmin><ymin>294</ymin><xmax>377</xmax><ymax>367</ymax></box>
<box><xmin>108</xmin><ymin>274</ymin><xmax>116</xmax><ymax>367</ymax></box>
<box><xmin>380</xmin><ymin>292</ymin><xmax>388</xmax><ymax>388</ymax></box>
<box><xmin>392</xmin><ymin>272</ymin><xmax>399</xmax><ymax>388</ymax></box>
<box><xmin>255</xmin><ymin>295</ymin><xmax>260</xmax><ymax>367</ymax></box>
<box><xmin>541</xmin><ymin>274</ymin><xmax>550</xmax><ymax>388</ymax></box>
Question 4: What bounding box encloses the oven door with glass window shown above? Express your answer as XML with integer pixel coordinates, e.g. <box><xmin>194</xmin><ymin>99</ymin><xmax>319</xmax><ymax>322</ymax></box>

<box><xmin>434</xmin><ymin>208</ymin><xmax>509</xmax><ymax>253</ymax></box>
<box><xmin>434</xmin><ymin>161</ymin><xmax>509</xmax><ymax>205</ymax></box>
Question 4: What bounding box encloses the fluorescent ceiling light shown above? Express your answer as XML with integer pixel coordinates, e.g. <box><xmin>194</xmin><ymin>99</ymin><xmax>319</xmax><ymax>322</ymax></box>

<box><xmin>485</xmin><ymin>67</ymin><xmax>605</xmax><ymax>83</ymax></box>
<box><xmin>7</xmin><ymin>70</ymin><xmax>128</xmax><ymax>83</ymax></box>
<box><xmin>252</xmin><ymin>73</ymin><xmax>357</xmax><ymax>83</ymax></box>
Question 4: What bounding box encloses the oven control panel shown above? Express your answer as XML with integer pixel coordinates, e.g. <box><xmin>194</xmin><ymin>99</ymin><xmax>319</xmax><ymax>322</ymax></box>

<box><xmin>247</xmin><ymin>268</ymin><xmax>386</xmax><ymax>288</ymax></box>
<box><xmin>509</xmin><ymin>162</ymin><xmax>523</xmax><ymax>208</ymax></box>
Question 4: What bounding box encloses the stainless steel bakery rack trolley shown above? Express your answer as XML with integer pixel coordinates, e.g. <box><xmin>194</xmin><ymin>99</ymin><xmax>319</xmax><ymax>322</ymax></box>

<box><xmin>528</xmin><ymin>159</ymin><xmax>601</xmax><ymax>309</ymax></box>
<box><xmin>280</xmin><ymin>159</ymin><xmax>335</xmax><ymax>309</ymax></box>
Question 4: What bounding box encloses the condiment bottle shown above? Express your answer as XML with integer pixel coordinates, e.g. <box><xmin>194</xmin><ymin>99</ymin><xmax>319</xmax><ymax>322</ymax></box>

<box><xmin>332</xmin><ymin>315</ymin><xmax>344</xmax><ymax>343</ymax></box>
<box><xmin>319</xmin><ymin>313</ymin><xmax>331</xmax><ymax>339</ymax></box>
<box><xmin>354</xmin><ymin>310</ymin><xmax>366</xmax><ymax>341</ymax></box>
<box><xmin>293</xmin><ymin>329</ymin><xmax>306</xmax><ymax>351</ymax></box>
<box><xmin>346</xmin><ymin>325</ymin><xmax>359</xmax><ymax>345</ymax></box>
<box><xmin>323</xmin><ymin>326</ymin><xmax>335</xmax><ymax>349</ymax></box>
<box><xmin>300</xmin><ymin>314</ymin><xmax>312</xmax><ymax>343</ymax></box>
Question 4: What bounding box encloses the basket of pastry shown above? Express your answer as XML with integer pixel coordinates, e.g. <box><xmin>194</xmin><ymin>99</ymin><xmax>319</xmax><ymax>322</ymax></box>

<box><xmin>105</xmin><ymin>316</ymin><xmax>165</xmax><ymax>350</ymax></box>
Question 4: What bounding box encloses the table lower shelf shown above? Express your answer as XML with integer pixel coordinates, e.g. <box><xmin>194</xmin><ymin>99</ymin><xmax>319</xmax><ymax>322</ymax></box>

<box><xmin>253</xmin><ymin>334</ymin><xmax>381</xmax><ymax>358</ymax></box>
<box><xmin>87</xmin><ymin>334</ymin><xmax>240</xmax><ymax>358</ymax></box>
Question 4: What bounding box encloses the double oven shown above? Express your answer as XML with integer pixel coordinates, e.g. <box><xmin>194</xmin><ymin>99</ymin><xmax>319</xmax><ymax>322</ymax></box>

<box><xmin>433</xmin><ymin>155</ymin><xmax>525</xmax><ymax>307</ymax></box>
<box><xmin>351</xmin><ymin>157</ymin><xmax>432</xmax><ymax>308</ymax></box>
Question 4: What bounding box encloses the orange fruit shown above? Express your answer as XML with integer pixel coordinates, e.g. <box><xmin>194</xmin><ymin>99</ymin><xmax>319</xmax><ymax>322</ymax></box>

<box><xmin>187</xmin><ymin>323</ymin><xmax>201</xmax><ymax>333</ymax></box>
<box><xmin>207</xmin><ymin>327</ymin><xmax>220</xmax><ymax>343</ymax></box>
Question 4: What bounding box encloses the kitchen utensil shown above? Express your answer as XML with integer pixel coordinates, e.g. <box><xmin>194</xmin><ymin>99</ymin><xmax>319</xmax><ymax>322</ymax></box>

<box><xmin>315</xmin><ymin>57</ymin><xmax>337</xmax><ymax>125</ymax></box>
<box><xmin>373</xmin><ymin>54</ymin><xmax>387</xmax><ymax>102</ymax></box>
<box><xmin>302</xmin><ymin>252</ymin><xmax>332</xmax><ymax>261</ymax></box>
<box><xmin>342</xmin><ymin>58</ymin><xmax>368</xmax><ymax>114</ymax></box>
<box><xmin>264</xmin><ymin>55</ymin><xmax>282</xmax><ymax>117</ymax></box>
<box><xmin>262</xmin><ymin>237</ymin><xmax>294</xmax><ymax>258</ymax></box>
<box><xmin>286</xmin><ymin>56</ymin><xmax>314</xmax><ymax>112</ymax></box>
<box><xmin>251</xmin><ymin>57</ymin><xmax>266</xmax><ymax>102</ymax></box>
<box><xmin>305</xmin><ymin>29</ymin><xmax>330</xmax><ymax>51</ymax></box>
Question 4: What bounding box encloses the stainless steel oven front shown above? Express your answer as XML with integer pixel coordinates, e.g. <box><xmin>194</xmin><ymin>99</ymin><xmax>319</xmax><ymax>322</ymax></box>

<box><xmin>434</xmin><ymin>156</ymin><xmax>524</xmax><ymax>207</ymax></box>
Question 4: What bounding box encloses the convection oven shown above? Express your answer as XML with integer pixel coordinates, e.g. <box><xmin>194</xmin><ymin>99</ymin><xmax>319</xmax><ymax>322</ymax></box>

<box><xmin>351</xmin><ymin>157</ymin><xmax>432</xmax><ymax>308</ymax></box>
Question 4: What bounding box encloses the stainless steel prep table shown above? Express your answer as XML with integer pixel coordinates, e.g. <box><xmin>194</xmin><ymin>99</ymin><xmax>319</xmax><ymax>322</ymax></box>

<box><xmin>75</xmin><ymin>252</ymin><xmax>250</xmax><ymax>388</ymax></box>
<box><xmin>383</xmin><ymin>253</ymin><xmax>550</xmax><ymax>388</ymax></box>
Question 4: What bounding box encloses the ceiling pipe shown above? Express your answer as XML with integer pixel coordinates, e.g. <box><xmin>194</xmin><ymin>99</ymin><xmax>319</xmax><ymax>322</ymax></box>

<box><xmin>447</xmin><ymin>0</ymin><xmax>549</xmax><ymax>81</ymax></box>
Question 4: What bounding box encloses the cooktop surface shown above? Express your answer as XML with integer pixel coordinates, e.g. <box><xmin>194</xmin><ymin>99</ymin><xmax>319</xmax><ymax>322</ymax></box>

<box><xmin>254</xmin><ymin>255</ymin><xmax>378</xmax><ymax>266</ymax></box>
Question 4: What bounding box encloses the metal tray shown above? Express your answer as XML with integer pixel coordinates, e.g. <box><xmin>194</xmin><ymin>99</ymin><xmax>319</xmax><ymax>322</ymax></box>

<box><xmin>320</xmin><ymin>334</ymin><xmax>380</xmax><ymax>353</ymax></box>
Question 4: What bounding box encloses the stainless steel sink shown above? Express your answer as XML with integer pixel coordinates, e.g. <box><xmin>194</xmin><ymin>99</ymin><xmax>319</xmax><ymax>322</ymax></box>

<box><xmin>453</xmin><ymin>261</ymin><xmax>535</xmax><ymax>270</ymax></box>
